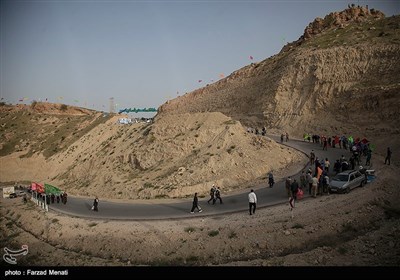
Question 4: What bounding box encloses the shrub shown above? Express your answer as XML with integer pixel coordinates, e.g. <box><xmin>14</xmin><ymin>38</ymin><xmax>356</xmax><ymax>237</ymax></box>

<box><xmin>60</xmin><ymin>104</ymin><xmax>68</xmax><ymax>111</ymax></box>
<box><xmin>208</xmin><ymin>230</ymin><xmax>219</xmax><ymax>237</ymax></box>
<box><xmin>184</xmin><ymin>227</ymin><xmax>196</xmax><ymax>233</ymax></box>
<box><xmin>31</xmin><ymin>100</ymin><xmax>38</xmax><ymax>109</ymax></box>
<box><xmin>291</xmin><ymin>223</ymin><xmax>304</xmax><ymax>229</ymax></box>
<box><xmin>228</xmin><ymin>230</ymin><xmax>237</xmax><ymax>239</ymax></box>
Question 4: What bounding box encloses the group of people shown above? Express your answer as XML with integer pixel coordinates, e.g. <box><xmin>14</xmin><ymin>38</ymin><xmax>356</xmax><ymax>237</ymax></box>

<box><xmin>207</xmin><ymin>184</ymin><xmax>223</xmax><ymax>205</ymax></box>
<box><xmin>90</xmin><ymin>137</ymin><xmax>394</xmax><ymax>218</ymax></box>
<box><xmin>35</xmin><ymin>192</ymin><xmax>68</xmax><ymax>205</ymax></box>
<box><xmin>280</xmin><ymin>132</ymin><xmax>289</xmax><ymax>143</ymax></box>
<box><xmin>247</xmin><ymin>127</ymin><xmax>267</xmax><ymax>136</ymax></box>
<box><xmin>190</xmin><ymin>184</ymin><xmax>258</xmax><ymax>216</ymax></box>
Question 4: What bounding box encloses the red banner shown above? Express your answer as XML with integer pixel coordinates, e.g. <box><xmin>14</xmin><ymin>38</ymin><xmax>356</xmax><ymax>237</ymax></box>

<box><xmin>31</xmin><ymin>182</ymin><xmax>44</xmax><ymax>193</ymax></box>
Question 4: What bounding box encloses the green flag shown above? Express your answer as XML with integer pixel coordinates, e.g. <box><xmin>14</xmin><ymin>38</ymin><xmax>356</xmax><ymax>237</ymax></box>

<box><xmin>44</xmin><ymin>183</ymin><xmax>63</xmax><ymax>195</ymax></box>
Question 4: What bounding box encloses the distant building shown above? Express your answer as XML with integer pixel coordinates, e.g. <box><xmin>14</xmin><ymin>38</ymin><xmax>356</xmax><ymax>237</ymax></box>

<box><xmin>118</xmin><ymin>118</ymin><xmax>132</xmax><ymax>124</ymax></box>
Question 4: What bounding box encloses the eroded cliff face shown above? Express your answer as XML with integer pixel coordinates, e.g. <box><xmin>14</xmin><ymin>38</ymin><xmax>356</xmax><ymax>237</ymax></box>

<box><xmin>158</xmin><ymin>12</ymin><xmax>400</xmax><ymax>154</ymax></box>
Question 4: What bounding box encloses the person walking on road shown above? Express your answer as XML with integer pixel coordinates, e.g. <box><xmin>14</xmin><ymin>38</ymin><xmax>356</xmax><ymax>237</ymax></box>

<box><xmin>268</xmin><ymin>172</ymin><xmax>274</xmax><ymax>188</ymax></box>
<box><xmin>62</xmin><ymin>192</ymin><xmax>68</xmax><ymax>204</ymax></box>
<box><xmin>92</xmin><ymin>197</ymin><xmax>99</xmax><ymax>212</ymax></box>
<box><xmin>190</xmin><ymin>193</ymin><xmax>202</xmax><ymax>214</ymax></box>
<box><xmin>285</xmin><ymin>176</ymin><xmax>292</xmax><ymax>198</ymax></box>
<box><xmin>248</xmin><ymin>189</ymin><xmax>257</xmax><ymax>215</ymax></box>
<box><xmin>215</xmin><ymin>187</ymin><xmax>223</xmax><ymax>204</ymax></box>
<box><xmin>290</xmin><ymin>179</ymin><xmax>299</xmax><ymax>200</ymax></box>
<box><xmin>207</xmin><ymin>184</ymin><xmax>216</xmax><ymax>204</ymax></box>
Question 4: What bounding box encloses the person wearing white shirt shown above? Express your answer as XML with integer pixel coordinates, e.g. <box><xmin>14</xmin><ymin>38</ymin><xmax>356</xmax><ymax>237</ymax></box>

<box><xmin>248</xmin><ymin>189</ymin><xmax>257</xmax><ymax>215</ymax></box>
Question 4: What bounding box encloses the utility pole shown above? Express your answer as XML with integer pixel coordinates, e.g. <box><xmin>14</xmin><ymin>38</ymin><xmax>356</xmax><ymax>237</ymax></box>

<box><xmin>109</xmin><ymin>97</ymin><xmax>114</xmax><ymax>114</ymax></box>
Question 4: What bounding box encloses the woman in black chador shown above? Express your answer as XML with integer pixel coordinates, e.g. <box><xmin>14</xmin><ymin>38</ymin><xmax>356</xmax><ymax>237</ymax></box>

<box><xmin>268</xmin><ymin>172</ymin><xmax>274</xmax><ymax>188</ymax></box>
<box><xmin>92</xmin><ymin>197</ymin><xmax>99</xmax><ymax>212</ymax></box>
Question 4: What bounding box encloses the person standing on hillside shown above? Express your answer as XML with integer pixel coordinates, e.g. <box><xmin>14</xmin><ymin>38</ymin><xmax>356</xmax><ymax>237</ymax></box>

<box><xmin>324</xmin><ymin>158</ymin><xmax>330</xmax><ymax>173</ymax></box>
<box><xmin>365</xmin><ymin>148</ymin><xmax>372</xmax><ymax>166</ymax></box>
<box><xmin>190</xmin><ymin>193</ymin><xmax>202</xmax><ymax>214</ymax></box>
<box><xmin>289</xmin><ymin>196</ymin><xmax>295</xmax><ymax>219</ymax></box>
<box><xmin>248</xmin><ymin>189</ymin><xmax>257</xmax><ymax>215</ymax></box>
<box><xmin>385</xmin><ymin>147</ymin><xmax>392</xmax><ymax>165</ymax></box>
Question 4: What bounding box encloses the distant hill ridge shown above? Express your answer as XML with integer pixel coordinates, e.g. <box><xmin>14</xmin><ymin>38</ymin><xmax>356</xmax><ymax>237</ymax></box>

<box><xmin>0</xmin><ymin>102</ymin><xmax>96</xmax><ymax>116</ymax></box>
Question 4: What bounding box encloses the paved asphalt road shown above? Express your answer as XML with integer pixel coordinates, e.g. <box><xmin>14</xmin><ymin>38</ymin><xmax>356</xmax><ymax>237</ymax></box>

<box><xmin>49</xmin><ymin>135</ymin><xmax>353</xmax><ymax>220</ymax></box>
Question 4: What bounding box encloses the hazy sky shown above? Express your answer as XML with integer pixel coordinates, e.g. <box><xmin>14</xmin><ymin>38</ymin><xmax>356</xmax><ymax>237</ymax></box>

<box><xmin>1</xmin><ymin>0</ymin><xmax>399</xmax><ymax>114</ymax></box>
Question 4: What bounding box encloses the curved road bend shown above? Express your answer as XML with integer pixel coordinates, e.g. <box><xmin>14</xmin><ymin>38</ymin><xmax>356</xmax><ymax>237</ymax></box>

<box><xmin>49</xmin><ymin>135</ymin><xmax>353</xmax><ymax>220</ymax></box>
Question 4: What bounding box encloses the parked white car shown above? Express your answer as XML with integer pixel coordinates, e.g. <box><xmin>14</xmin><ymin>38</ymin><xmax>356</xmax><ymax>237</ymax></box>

<box><xmin>328</xmin><ymin>170</ymin><xmax>365</xmax><ymax>194</ymax></box>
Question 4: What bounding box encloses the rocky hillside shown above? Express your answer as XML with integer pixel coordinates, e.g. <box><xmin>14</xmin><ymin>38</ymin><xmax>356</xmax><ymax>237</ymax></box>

<box><xmin>159</xmin><ymin>6</ymin><xmax>400</xmax><ymax>157</ymax></box>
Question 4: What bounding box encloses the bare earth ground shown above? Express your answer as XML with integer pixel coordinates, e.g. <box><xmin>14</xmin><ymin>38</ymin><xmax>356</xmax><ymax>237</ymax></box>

<box><xmin>1</xmin><ymin>156</ymin><xmax>399</xmax><ymax>267</ymax></box>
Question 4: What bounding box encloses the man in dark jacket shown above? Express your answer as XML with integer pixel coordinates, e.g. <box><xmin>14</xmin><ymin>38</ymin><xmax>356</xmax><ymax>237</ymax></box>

<box><xmin>190</xmin><ymin>193</ymin><xmax>202</xmax><ymax>213</ymax></box>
